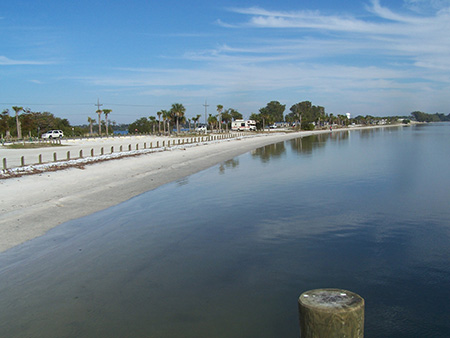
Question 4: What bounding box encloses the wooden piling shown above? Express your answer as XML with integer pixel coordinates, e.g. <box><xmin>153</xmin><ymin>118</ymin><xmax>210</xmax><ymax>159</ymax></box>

<box><xmin>2</xmin><ymin>158</ymin><xmax>6</xmax><ymax>170</ymax></box>
<box><xmin>298</xmin><ymin>288</ymin><xmax>364</xmax><ymax>338</ymax></box>
<box><xmin>91</xmin><ymin>149</ymin><xmax>94</xmax><ymax>157</ymax></box>
<box><xmin>67</xmin><ymin>151</ymin><xmax>70</xmax><ymax>160</ymax></box>
<box><xmin>53</xmin><ymin>152</ymin><xmax>57</xmax><ymax>162</ymax></box>
<box><xmin>39</xmin><ymin>154</ymin><xmax>42</xmax><ymax>164</ymax></box>
<box><xmin>21</xmin><ymin>156</ymin><xmax>25</xmax><ymax>167</ymax></box>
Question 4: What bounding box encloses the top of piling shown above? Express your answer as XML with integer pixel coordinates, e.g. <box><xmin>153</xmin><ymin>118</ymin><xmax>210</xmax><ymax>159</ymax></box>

<box><xmin>299</xmin><ymin>288</ymin><xmax>364</xmax><ymax>313</ymax></box>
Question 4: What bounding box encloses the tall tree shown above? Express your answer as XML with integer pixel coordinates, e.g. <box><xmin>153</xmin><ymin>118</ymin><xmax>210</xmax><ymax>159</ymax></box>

<box><xmin>229</xmin><ymin>108</ymin><xmax>243</xmax><ymax>121</ymax></box>
<box><xmin>208</xmin><ymin>114</ymin><xmax>217</xmax><ymax>131</ymax></box>
<box><xmin>171</xmin><ymin>103</ymin><xmax>186</xmax><ymax>133</ymax></box>
<box><xmin>102</xmin><ymin>109</ymin><xmax>112</xmax><ymax>136</ymax></box>
<box><xmin>162</xmin><ymin>109</ymin><xmax>171</xmax><ymax>134</ymax></box>
<box><xmin>217</xmin><ymin>104</ymin><xmax>223</xmax><ymax>132</ymax></box>
<box><xmin>192</xmin><ymin>114</ymin><xmax>201</xmax><ymax>130</ymax></box>
<box><xmin>12</xmin><ymin>106</ymin><xmax>23</xmax><ymax>139</ymax></box>
<box><xmin>259</xmin><ymin>101</ymin><xmax>285</xmax><ymax>127</ymax></box>
<box><xmin>157</xmin><ymin>110</ymin><xmax>162</xmax><ymax>134</ymax></box>
<box><xmin>222</xmin><ymin>109</ymin><xmax>232</xmax><ymax>132</ymax></box>
<box><xmin>1</xmin><ymin>109</ymin><xmax>11</xmax><ymax>138</ymax></box>
<box><xmin>149</xmin><ymin>116</ymin><xmax>157</xmax><ymax>133</ymax></box>
<box><xmin>96</xmin><ymin>109</ymin><xmax>102</xmax><ymax>135</ymax></box>
<box><xmin>290</xmin><ymin>101</ymin><xmax>311</xmax><ymax>129</ymax></box>
<box><xmin>87</xmin><ymin>117</ymin><xmax>94</xmax><ymax>135</ymax></box>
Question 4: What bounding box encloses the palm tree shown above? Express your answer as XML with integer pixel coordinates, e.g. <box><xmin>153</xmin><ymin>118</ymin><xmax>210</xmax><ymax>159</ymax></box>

<box><xmin>217</xmin><ymin>104</ymin><xmax>223</xmax><ymax>132</ymax></box>
<box><xmin>171</xmin><ymin>103</ymin><xmax>186</xmax><ymax>134</ymax></box>
<box><xmin>208</xmin><ymin>114</ymin><xmax>217</xmax><ymax>132</ymax></box>
<box><xmin>1</xmin><ymin>109</ymin><xmax>11</xmax><ymax>139</ymax></box>
<box><xmin>87</xmin><ymin>117</ymin><xmax>94</xmax><ymax>135</ymax></box>
<box><xmin>157</xmin><ymin>110</ymin><xmax>162</xmax><ymax>134</ymax></box>
<box><xmin>149</xmin><ymin>116</ymin><xmax>156</xmax><ymax>134</ymax></box>
<box><xmin>12</xmin><ymin>106</ymin><xmax>23</xmax><ymax>139</ymax></box>
<box><xmin>192</xmin><ymin>115</ymin><xmax>200</xmax><ymax>130</ymax></box>
<box><xmin>162</xmin><ymin>109</ymin><xmax>170</xmax><ymax>134</ymax></box>
<box><xmin>222</xmin><ymin>109</ymin><xmax>232</xmax><ymax>132</ymax></box>
<box><xmin>102</xmin><ymin>109</ymin><xmax>112</xmax><ymax>136</ymax></box>
<box><xmin>96</xmin><ymin>109</ymin><xmax>102</xmax><ymax>135</ymax></box>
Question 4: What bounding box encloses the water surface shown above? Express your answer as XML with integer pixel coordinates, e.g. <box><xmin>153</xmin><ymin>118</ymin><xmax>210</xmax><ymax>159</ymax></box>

<box><xmin>1</xmin><ymin>124</ymin><xmax>449</xmax><ymax>337</ymax></box>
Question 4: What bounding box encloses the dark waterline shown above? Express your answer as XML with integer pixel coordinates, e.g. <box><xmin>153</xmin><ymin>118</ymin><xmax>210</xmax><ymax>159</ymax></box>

<box><xmin>1</xmin><ymin>124</ymin><xmax>449</xmax><ymax>337</ymax></box>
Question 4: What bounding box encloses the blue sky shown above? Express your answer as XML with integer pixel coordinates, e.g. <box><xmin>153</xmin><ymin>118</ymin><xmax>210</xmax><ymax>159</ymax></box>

<box><xmin>1</xmin><ymin>0</ymin><xmax>449</xmax><ymax>125</ymax></box>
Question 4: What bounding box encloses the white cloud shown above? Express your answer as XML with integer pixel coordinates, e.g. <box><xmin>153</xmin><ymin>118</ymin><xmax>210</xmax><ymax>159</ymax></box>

<box><xmin>74</xmin><ymin>1</ymin><xmax>450</xmax><ymax>116</ymax></box>
<box><xmin>0</xmin><ymin>56</ymin><xmax>52</xmax><ymax>65</ymax></box>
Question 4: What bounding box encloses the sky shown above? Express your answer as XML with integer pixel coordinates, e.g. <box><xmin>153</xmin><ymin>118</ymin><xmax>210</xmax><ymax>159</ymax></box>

<box><xmin>1</xmin><ymin>0</ymin><xmax>450</xmax><ymax>125</ymax></box>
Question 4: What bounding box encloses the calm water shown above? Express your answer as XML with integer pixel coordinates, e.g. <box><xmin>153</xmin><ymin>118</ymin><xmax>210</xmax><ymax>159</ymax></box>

<box><xmin>0</xmin><ymin>124</ymin><xmax>449</xmax><ymax>337</ymax></box>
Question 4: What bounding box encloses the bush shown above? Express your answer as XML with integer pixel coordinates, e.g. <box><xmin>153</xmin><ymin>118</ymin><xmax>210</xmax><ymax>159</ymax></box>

<box><xmin>301</xmin><ymin>122</ymin><xmax>315</xmax><ymax>130</ymax></box>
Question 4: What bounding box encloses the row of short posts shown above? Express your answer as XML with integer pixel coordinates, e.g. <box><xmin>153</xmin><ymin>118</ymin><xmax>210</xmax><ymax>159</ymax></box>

<box><xmin>2</xmin><ymin>133</ymin><xmax>245</xmax><ymax>170</ymax></box>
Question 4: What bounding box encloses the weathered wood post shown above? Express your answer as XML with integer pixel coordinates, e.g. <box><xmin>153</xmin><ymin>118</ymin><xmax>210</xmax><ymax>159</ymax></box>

<box><xmin>21</xmin><ymin>156</ymin><xmax>25</xmax><ymax>167</ymax></box>
<box><xmin>101</xmin><ymin>147</ymin><xmax>104</xmax><ymax>155</ymax></box>
<box><xmin>79</xmin><ymin>150</ymin><xmax>83</xmax><ymax>158</ymax></box>
<box><xmin>2</xmin><ymin>158</ymin><xmax>6</xmax><ymax>170</ymax></box>
<box><xmin>120</xmin><ymin>145</ymin><xmax>123</xmax><ymax>152</ymax></box>
<box><xmin>111</xmin><ymin>146</ymin><xmax>114</xmax><ymax>154</ymax></box>
<box><xmin>67</xmin><ymin>151</ymin><xmax>70</xmax><ymax>160</ymax></box>
<box><xmin>53</xmin><ymin>152</ymin><xmax>57</xmax><ymax>162</ymax></box>
<box><xmin>91</xmin><ymin>149</ymin><xmax>94</xmax><ymax>157</ymax></box>
<box><xmin>128</xmin><ymin>144</ymin><xmax>131</xmax><ymax>151</ymax></box>
<box><xmin>39</xmin><ymin>154</ymin><xmax>42</xmax><ymax>164</ymax></box>
<box><xmin>298</xmin><ymin>288</ymin><xmax>364</xmax><ymax>338</ymax></box>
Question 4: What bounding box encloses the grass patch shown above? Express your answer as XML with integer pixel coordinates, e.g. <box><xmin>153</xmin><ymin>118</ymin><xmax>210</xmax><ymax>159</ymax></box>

<box><xmin>5</xmin><ymin>142</ymin><xmax>66</xmax><ymax>149</ymax></box>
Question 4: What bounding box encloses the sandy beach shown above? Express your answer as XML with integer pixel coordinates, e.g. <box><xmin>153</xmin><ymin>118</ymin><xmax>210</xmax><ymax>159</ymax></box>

<box><xmin>1</xmin><ymin>130</ymin><xmax>337</xmax><ymax>253</ymax></box>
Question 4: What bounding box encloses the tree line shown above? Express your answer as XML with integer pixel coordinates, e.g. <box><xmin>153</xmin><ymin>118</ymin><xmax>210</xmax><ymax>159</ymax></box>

<box><xmin>128</xmin><ymin>103</ymin><xmax>244</xmax><ymax>134</ymax></box>
<box><xmin>411</xmin><ymin>111</ymin><xmax>450</xmax><ymax>122</ymax></box>
<box><xmin>2</xmin><ymin>101</ymin><xmax>447</xmax><ymax>140</ymax></box>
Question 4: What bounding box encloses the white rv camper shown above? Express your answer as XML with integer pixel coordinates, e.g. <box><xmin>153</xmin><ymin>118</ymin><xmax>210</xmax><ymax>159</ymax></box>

<box><xmin>231</xmin><ymin>119</ymin><xmax>257</xmax><ymax>131</ymax></box>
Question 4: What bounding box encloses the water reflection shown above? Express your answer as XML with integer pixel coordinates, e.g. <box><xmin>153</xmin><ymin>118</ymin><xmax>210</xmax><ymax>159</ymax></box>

<box><xmin>251</xmin><ymin>142</ymin><xmax>286</xmax><ymax>162</ymax></box>
<box><xmin>288</xmin><ymin>134</ymin><xmax>328</xmax><ymax>155</ymax></box>
<box><xmin>218</xmin><ymin>158</ymin><xmax>239</xmax><ymax>174</ymax></box>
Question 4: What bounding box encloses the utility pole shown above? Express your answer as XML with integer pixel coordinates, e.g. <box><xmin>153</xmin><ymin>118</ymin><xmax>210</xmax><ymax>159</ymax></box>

<box><xmin>203</xmin><ymin>99</ymin><xmax>209</xmax><ymax>128</ymax></box>
<box><xmin>95</xmin><ymin>98</ymin><xmax>103</xmax><ymax>112</ymax></box>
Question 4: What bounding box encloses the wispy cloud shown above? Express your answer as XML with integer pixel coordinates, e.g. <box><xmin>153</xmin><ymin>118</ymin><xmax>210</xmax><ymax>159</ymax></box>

<box><xmin>0</xmin><ymin>56</ymin><xmax>53</xmax><ymax>66</ymax></box>
<box><xmin>76</xmin><ymin>1</ymin><xmax>450</xmax><ymax>116</ymax></box>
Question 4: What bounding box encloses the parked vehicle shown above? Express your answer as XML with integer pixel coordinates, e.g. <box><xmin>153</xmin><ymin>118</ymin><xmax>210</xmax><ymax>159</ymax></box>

<box><xmin>42</xmin><ymin>130</ymin><xmax>64</xmax><ymax>139</ymax></box>
<box><xmin>195</xmin><ymin>125</ymin><xmax>207</xmax><ymax>132</ymax></box>
<box><xmin>231</xmin><ymin>120</ymin><xmax>257</xmax><ymax>131</ymax></box>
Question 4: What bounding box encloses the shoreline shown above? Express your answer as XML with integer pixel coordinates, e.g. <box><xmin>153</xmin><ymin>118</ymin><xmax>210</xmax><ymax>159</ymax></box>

<box><xmin>0</xmin><ymin>126</ymin><xmax>407</xmax><ymax>253</ymax></box>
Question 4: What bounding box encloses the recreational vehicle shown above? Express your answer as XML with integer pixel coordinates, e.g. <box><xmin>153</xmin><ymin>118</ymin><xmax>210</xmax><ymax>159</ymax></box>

<box><xmin>231</xmin><ymin>119</ymin><xmax>257</xmax><ymax>131</ymax></box>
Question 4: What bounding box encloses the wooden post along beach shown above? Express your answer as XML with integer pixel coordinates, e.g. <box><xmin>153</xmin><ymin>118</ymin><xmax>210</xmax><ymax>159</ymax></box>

<box><xmin>298</xmin><ymin>288</ymin><xmax>364</xmax><ymax>337</ymax></box>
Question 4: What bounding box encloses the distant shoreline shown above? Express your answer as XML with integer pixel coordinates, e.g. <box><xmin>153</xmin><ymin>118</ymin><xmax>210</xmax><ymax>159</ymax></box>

<box><xmin>0</xmin><ymin>125</ymin><xmax>409</xmax><ymax>253</ymax></box>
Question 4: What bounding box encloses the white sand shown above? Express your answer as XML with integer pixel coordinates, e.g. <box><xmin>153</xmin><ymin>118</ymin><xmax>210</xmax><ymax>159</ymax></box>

<box><xmin>0</xmin><ymin>131</ymin><xmax>330</xmax><ymax>252</ymax></box>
